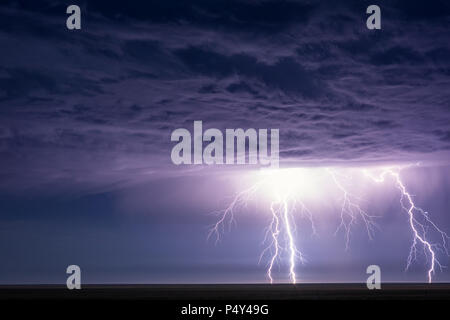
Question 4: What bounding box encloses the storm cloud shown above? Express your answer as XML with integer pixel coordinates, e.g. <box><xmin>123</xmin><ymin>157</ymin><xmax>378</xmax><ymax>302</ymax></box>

<box><xmin>0</xmin><ymin>0</ymin><xmax>449</xmax><ymax>192</ymax></box>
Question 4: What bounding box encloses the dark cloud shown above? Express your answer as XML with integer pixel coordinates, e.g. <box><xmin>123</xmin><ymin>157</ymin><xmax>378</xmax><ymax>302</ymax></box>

<box><xmin>370</xmin><ymin>46</ymin><xmax>424</xmax><ymax>65</ymax></box>
<box><xmin>0</xmin><ymin>0</ymin><xmax>449</xmax><ymax>192</ymax></box>
<box><xmin>175</xmin><ymin>47</ymin><xmax>322</xmax><ymax>96</ymax></box>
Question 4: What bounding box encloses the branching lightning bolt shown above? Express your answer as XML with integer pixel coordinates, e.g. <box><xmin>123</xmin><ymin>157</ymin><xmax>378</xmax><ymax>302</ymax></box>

<box><xmin>209</xmin><ymin>171</ymin><xmax>315</xmax><ymax>284</ymax></box>
<box><xmin>364</xmin><ymin>167</ymin><xmax>450</xmax><ymax>283</ymax></box>
<box><xmin>327</xmin><ymin>169</ymin><xmax>378</xmax><ymax>250</ymax></box>
<box><xmin>208</xmin><ymin>181</ymin><xmax>262</xmax><ymax>245</ymax></box>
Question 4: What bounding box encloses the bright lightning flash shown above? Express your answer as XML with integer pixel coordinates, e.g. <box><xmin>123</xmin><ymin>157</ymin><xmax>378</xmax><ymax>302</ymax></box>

<box><xmin>209</xmin><ymin>165</ymin><xmax>449</xmax><ymax>284</ymax></box>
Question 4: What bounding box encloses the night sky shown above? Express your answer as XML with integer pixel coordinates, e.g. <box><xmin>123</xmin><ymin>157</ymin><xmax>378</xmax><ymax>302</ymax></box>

<box><xmin>0</xmin><ymin>0</ymin><xmax>449</xmax><ymax>284</ymax></box>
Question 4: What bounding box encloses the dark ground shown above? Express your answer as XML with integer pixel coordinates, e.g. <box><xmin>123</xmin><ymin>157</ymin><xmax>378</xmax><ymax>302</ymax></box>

<box><xmin>0</xmin><ymin>283</ymin><xmax>449</xmax><ymax>300</ymax></box>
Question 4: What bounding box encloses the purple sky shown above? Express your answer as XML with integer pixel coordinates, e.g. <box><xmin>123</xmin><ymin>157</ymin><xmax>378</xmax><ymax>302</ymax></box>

<box><xmin>0</xmin><ymin>0</ymin><xmax>449</xmax><ymax>284</ymax></box>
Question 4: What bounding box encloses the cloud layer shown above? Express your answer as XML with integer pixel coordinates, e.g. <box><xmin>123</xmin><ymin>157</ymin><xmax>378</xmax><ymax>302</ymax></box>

<box><xmin>0</xmin><ymin>0</ymin><xmax>449</xmax><ymax>191</ymax></box>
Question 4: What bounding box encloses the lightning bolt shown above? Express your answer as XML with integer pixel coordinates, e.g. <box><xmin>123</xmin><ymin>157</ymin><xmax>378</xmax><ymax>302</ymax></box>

<box><xmin>265</xmin><ymin>202</ymin><xmax>281</xmax><ymax>284</ymax></box>
<box><xmin>327</xmin><ymin>168</ymin><xmax>378</xmax><ymax>250</ymax></box>
<box><xmin>209</xmin><ymin>170</ymin><xmax>315</xmax><ymax>283</ymax></box>
<box><xmin>364</xmin><ymin>167</ymin><xmax>450</xmax><ymax>283</ymax></box>
<box><xmin>210</xmin><ymin>166</ymin><xmax>449</xmax><ymax>284</ymax></box>
<box><xmin>208</xmin><ymin>181</ymin><xmax>262</xmax><ymax>245</ymax></box>
<box><xmin>263</xmin><ymin>196</ymin><xmax>309</xmax><ymax>284</ymax></box>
